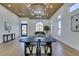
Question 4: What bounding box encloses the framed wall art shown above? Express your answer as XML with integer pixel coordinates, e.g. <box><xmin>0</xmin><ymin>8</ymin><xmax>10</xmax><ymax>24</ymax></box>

<box><xmin>4</xmin><ymin>21</ymin><xmax>12</xmax><ymax>32</ymax></box>
<box><xmin>71</xmin><ymin>14</ymin><xmax>79</xmax><ymax>32</ymax></box>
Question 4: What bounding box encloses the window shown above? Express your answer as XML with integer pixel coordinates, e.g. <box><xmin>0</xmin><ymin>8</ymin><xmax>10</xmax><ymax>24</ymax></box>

<box><xmin>58</xmin><ymin>14</ymin><xmax>61</xmax><ymax>19</ymax></box>
<box><xmin>36</xmin><ymin>22</ymin><xmax>44</xmax><ymax>31</ymax></box>
<box><xmin>58</xmin><ymin>20</ymin><xmax>61</xmax><ymax>36</ymax></box>
<box><xmin>57</xmin><ymin>14</ymin><xmax>62</xmax><ymax>36</ymax></box>
<box><xmin>69</xmin><ymin>3</ymin><xmax>79</xmax><ymax>12</ymax></box>
<box><xmin>21</xmin><ymin>21</ymin><xmax>28</xmax><ymax>36</ymax></box>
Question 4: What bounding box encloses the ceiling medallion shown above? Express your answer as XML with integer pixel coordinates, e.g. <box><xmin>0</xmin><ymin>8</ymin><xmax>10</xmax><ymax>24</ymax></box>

<box><xmin>31</xmin><ymin>4</ymin><xmax>46</xmax><ymax>18</ymax></box>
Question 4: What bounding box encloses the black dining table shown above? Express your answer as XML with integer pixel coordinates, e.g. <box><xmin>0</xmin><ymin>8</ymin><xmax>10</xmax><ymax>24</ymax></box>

<box><xmin>19</xmin><ymin>36</ymin><xmax>56</xmax><ymax>56</ymax></box>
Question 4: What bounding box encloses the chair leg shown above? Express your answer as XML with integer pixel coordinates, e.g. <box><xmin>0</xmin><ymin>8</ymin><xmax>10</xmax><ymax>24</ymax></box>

<box><xmin>44</xmin><ymin>46</ymin><xmax>48</xmax><ymax>53</ymax></box>
<box><xmin>24</xmin><ymin>43</ymin><xmax>28</xmax><ymax>56</ymax></box>
<box><xmin>28</xmin><ymin>45</ymin><xmax>33</xmax><ymax>54</ymax></box>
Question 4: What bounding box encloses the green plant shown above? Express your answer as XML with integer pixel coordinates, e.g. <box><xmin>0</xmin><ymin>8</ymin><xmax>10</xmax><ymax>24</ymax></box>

<box><xmin>44</xmin><ymin>26</ymin><xmax>50</xmax><ymax>36</ymax></box>
<box><xmin>44</xmin><ymin>26</ymin><xmax>50</xmax><ymax>32</ymax></box>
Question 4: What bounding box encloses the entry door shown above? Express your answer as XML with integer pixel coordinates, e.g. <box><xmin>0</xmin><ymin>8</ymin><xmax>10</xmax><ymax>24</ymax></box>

<box><xmin>21</xmin><ymin>24</ymin><xmax>28</xmax><ymax>37</ymax></box>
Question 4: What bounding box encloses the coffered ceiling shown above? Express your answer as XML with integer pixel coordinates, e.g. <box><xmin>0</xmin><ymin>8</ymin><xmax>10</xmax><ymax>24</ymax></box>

<box><xmin>1</xmin><ymin>3</ymin><xmax>63</xmax><ymax>19</ymax></box>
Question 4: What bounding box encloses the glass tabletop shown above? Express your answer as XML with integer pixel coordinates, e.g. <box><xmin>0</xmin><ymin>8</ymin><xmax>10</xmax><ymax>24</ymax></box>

<box><xmin>20</xmin><ymin>36</ymin><xmax>55</xmax><ymax>43</ymax></box>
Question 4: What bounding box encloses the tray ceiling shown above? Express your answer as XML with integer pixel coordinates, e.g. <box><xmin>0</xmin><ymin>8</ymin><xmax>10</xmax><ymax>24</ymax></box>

<box><xmin>1</xmin><ymin>3</ymin><xmax>63</xmax><ymax>19</ymax></box>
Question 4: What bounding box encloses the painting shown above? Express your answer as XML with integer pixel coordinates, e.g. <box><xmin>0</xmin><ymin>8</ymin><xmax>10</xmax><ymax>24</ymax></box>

<box><xmin>4</xmin><ymin>21</ymin><xmax>11</xmax><ymax>32</ymax></box>
<box><xmin>71</xmin><ymin>14</ymin><xmax>79</xmax><ymax>32</ymax></box>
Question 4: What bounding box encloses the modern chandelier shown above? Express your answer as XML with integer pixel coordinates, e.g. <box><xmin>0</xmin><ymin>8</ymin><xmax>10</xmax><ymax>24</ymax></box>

<box><xmin>30</xmin><ymin>4</ymin><xmax>46</xmax><ymax>18</ymax></box>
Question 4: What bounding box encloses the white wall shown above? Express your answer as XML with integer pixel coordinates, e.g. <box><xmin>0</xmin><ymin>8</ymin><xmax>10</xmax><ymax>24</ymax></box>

<box><xmin>0</xmin><ymin>5</ymin><xmax>20</xmax><ymax>43</ymax></box>
<box><xmin>1</xmin><ymin>3</ymin><xmax>79</xmax><ymax>51</ymax></box>
<box><xmin>50</xmin><ymin>3</ymin><xmax>79</xmax><ymax>51</ymax></box>
<box><xmin>0</xmin><ymin>4</ymin><xmax>51</xmax><ymax>44</ymax></box>
<box><xmin>20</xmin><ymin>18</ymin><xmax>51</xmax><ymax>36</ymax></box>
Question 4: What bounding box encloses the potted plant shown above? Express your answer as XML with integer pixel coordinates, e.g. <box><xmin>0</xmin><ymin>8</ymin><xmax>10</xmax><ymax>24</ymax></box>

<box><xmin>44</xmin><ymin>26</ymin><xmax>50</xmax><ymax>36</ymax></box>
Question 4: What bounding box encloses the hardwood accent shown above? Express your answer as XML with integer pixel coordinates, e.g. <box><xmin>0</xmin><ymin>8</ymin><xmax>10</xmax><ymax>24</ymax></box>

<box><xmin>0</xmin><ymin>3</ymin><xmax>63</xmax><ymax>19</ymax></box>
<box><xmin>0</xmin><ymin>39</ymin><xmax>79</xmax><ymax>56</ymax></box>
<box><xmin>0</xmin><ymin>4</ymin><xmax>20</xmax><ymax>17</ymax></box>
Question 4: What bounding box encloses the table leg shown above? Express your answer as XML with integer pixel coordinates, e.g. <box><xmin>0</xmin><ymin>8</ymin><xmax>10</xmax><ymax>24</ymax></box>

<box><xmin>24</xmin><ymin>43</ymin><xmax>28</xmax><ymax>56</ymax></box>
<box><xmin>49</xmin><ymin>43</ymin><xmax>52</xmax><ymax>56</ymax></box>
<box><xmin>36</xmin><ymin>39</ymin><xmax>41</xmax><ymax>56</ymax></box>
<box><xmin>46</xmin><ymin>42</ymin><xmax>52</xmax><ymax>56</ymax></box>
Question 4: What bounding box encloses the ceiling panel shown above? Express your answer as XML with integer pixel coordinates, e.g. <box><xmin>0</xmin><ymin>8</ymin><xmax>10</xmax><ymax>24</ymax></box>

<box><xmin>1</xmin><ymin>3</ymin><xmax>63</xmax><ymax>19</ymax></box>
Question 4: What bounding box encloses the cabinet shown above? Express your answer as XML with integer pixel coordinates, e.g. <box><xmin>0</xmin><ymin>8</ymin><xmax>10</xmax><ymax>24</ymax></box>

<box><xmin>3</xmin><ymin>33</ymin><xmax>15</xmax><ymax>43</ymax></box>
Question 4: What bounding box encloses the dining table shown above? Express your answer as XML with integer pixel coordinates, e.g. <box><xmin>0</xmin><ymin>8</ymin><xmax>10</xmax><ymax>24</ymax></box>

<box><xmin>19</xmin><ymin>36</ymin><xmax>56</xmax><ymax>56</ymax></box>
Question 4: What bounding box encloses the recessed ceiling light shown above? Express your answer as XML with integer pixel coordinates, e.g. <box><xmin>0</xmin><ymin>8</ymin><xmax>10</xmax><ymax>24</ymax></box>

<box><xmin>50</xmin><ymin>5</ymin><xmax>53</xmax><ymax>8</ymax></box>
<box><xmin>8</xmin><ymin>4</ymin><xmax>11</xmax><ymax>7</ymax></box>
<box><xmin>27</xmin><ymin>4</ymin><xmax>31</xmax><ymax>7</ymax></box>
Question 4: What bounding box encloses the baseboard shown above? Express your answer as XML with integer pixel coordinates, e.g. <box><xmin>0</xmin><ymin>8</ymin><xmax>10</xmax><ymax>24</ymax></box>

<box><xmin>57</xmin><ymin>40</ymin><xmax>79</xmax><ymax>55</ymax></box>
